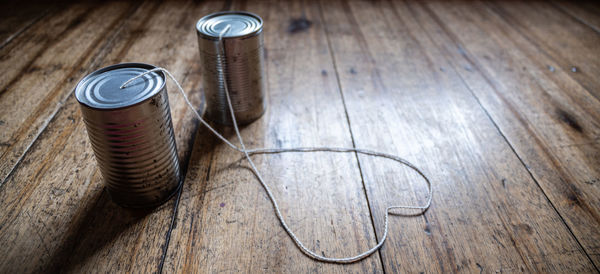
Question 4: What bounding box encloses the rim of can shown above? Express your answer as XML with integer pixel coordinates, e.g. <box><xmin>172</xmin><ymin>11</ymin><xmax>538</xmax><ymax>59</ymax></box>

<box><xmin>75</xmin><ymin>63</ymin><xmax>166</xmax><ymax>110</ymax></box>
<box><xmin>196</xmin><ymin>11</ymin><xmax>263</xmax><ymax>40</ymax></box>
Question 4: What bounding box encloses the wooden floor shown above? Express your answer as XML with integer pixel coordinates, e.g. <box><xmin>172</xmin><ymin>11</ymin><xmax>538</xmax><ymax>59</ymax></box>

<box><xmin>0</xmin><ymin>0</ymin><xmax>599</xmax><ymax>272</ymax></box>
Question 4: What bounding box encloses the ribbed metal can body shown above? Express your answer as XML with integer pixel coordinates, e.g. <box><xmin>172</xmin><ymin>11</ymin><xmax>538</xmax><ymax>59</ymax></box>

<box><xmin>75</xmin><ymin>63</ymin><xmax>181</xmax><ymax>208</ymax></box>
<box><xmin>196</xmin><ymin>11</ymin><xmax>266</xmax><ymax>126</ymax></box>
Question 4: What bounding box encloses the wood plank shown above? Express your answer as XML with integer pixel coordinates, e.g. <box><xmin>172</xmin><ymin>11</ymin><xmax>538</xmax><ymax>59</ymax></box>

<box><xmin>0</xmin><ymin>1</ymin><xmax>132</xmax><ymax>182</ymax></box>
<box><xmin>0</xmin><ymin>0</ymin><xmax>213</xmax><ymax>272</ymax></box>
<box><xmin>413</xmin><ymin>0</ymin><xmax>600</xmax><ymax>266</ymax></box>
<box><xmin>1</xmin><ymin>0</ymin><xmax>597</xmax><ymax>272</ymax></box>
<box><xmin>552</xmin><ymin>0</ymin><xmax>600</xmax><ymax>34</ymax></box>
<box><xmin>488</xmin><ymin>1</ymin><xmax>600</xmax><ymax>101</ymax></box>
<box><xmin>163</xmin><ymin>0</ymin><xmax>383</xmax><ymax>272</ymax></box>
<box><xmin>320</xmin><ymin>0</ymin><xmax>596</xmax><ymax>272</ymax></box>
<box><xmin>0</xmin><ymin>1</ymin><xmax>52</xmax><ymax>49</ymax></box>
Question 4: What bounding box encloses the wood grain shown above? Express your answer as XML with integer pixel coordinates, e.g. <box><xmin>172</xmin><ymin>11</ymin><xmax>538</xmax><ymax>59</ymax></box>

<box><xmin>552</xmin><ymin>0</ymin><xmax>600</xmax><ymax>34</ymax></box>
<box><xmin>163</xmin><ymin>0</ymin><xmax>383</xmax><ymax>272</ymax></box>
<box><xmin>0</xmin><ymin>0</ymin><xmax>208</xmax><ymax>272</ymax></box>
<box><xmin>0</xmin><ymin>0</ymin><xmax>599</xmax><ymax>272</ymax></box>
<box><xmin>319</xmin><ymin>0</ymin><xmax>596</xmax><ymax>272</ymax></box>
<box><xmin>0</xmin><ymin>1</ymin><xmax>53</xmax><ymax>49</ymax></box>
<box><xmin>415</xmin><ymin>0</ymin><xmax>600</xmax><ymax>267</ymax></box>
<box><xmin>0</xmin><ymin>1</ymin><xmax>132</xmax><ymax>183</ymax></box>
<box><xmin>489</xmin><ymin>1</ymin><xmax>600</xmax><ymax>101</ymax></box>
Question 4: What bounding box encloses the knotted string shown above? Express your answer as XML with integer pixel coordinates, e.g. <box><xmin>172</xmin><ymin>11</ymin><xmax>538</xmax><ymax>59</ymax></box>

<box><xmin>120</xmin><ymin>24</ymin><xmax>433</xmax><ymax>264</ymax></box>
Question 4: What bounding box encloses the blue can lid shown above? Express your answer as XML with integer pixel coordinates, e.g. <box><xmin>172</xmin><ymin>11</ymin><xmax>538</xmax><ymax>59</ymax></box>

<box><xmin>75</xmin><ymin>63</ymin><xmax>165</xmax><ymax>109</ymax></box>
<box><xmin>196</xmin><ymin>11</ymin><xmax>263</xmax><ymax>39</ymax></box>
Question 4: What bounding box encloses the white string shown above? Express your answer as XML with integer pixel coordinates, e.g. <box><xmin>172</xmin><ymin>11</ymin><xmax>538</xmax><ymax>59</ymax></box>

<box><xmin>120</xmin><ymin>24</ymin><xmax>433</xmax><ymax>264</ymax></box>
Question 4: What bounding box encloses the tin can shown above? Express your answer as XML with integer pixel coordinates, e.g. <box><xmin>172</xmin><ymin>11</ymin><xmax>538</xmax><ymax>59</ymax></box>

<box><xmin>75</xmin><ymin>63</ymin><xmax>181</xmax><ymax>208</ymax></box>
<box><xmin>196</xmin><ymin>11</ymin><xmax>266</xmax><ymax>126</ymax></box>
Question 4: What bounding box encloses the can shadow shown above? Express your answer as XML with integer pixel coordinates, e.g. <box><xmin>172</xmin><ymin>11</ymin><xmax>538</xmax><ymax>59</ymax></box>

<box><xmin>42</xmin><ymin>188</ymin><xmax>161</xmax><ymax>272</ymax></box>
<box><xmin>40</xmin><ymin>119</ymin><xmax>249</xmax><ymax>272</ymax></box>
<box><xmin>200</xmin><ymin>120</ymin><xmax>272</xmax><ymax>180</ymax></box>
<box><xmin>41</xmin><ymin>119</ymin><xmax>255</xmax><ymax>272</ymax></box>
<box><xmin>212</xmin><ymin>123</ymin><xmax>250</xmax><ymax>143</ymax></box>
<box><xmin>185</xmin><ymin>118</ymin><xmax>259</xmax><ymax>178</ymax></box>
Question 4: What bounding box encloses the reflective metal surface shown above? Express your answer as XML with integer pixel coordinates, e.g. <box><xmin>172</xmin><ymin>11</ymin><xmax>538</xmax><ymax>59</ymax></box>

<box><xmin>196</xmin><ymin>11</ymin><xmax>266</xmax><ymax>126</ymax></box>
<box><xmin>76</xmin><ymin>63</ymin><xmax>181</xmax><ymax>208</ymax></box>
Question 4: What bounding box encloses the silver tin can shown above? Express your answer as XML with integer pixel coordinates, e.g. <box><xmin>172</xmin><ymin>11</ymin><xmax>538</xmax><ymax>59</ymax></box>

<box><xmin>75</xmin><ymin>63</ymin><xmax>181</xmax><ymax>208</ymax></box>
<box><xmin>196</xmin><ymin>11</ymin><xmax>266</xmax><ymax>126</ymax></box>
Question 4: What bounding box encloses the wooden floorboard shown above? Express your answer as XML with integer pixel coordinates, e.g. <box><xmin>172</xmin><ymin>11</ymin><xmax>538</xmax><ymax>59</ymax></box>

<box><xmin>0</xmin><ymin>1</ymin><xmax>53</xmax><ymax>49</ymax></box>
<box><xmin>486</xmin><ymin>1</ymin><xmax>600</xmax><ymax>265</ymax></box>
<box><xmin>0</xmin><ymin>0</ymin><xmax>207</xmax><ymax>272</ymax></box>
<box><xmin>0</xmin><ymin>1</ymin><xmax>119</xmax><ymax>183</ymax></box>
<box><xmin>319</xmin><ymin>0</ymin><xmax>596</xmax><ymax>272</ymax></box>
<box><xmin>489</xmin><ymin>1</ymin><xmax>600</xmax><ymax>101</ymax></box>
<box><xmin>163</xmin><ymin>0</ymin><xmax>383</xmax><ymax>272</ymax></box>
<box><xmin>0</xmin><ymin>0</ymin><xmax>598</xmax><ymax>273</ymax></box>
<box><xmin>553</xmin><ymin>0</ymin><xmax>600</xmax><ymax>34</ymax></box>
<box><xmin>414</xmin><ymin>0</ymin><xmax>600</xmax><ymax>267</ymax></box>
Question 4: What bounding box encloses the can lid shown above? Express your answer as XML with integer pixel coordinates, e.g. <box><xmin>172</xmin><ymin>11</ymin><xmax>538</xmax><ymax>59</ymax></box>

<box><xmin>75</xmin><ymin>63</ymin><xmax>165</xmax><ymax>109</ymax></box>
<box><xmin>196</xmin><ymin>11</ymin><xmax>263</xmax><ymax>39</ymax></box>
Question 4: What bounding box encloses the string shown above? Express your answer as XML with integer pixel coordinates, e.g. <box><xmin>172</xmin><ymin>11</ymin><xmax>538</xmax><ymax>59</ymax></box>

<box><xmin>120</xmin><ymin>24</ymin><xmax>433</xmax><ymax>264</ymax></box>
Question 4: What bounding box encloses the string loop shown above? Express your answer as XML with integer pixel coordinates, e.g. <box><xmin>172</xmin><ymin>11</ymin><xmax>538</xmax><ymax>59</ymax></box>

<box><xmin>121</xmin><ymin>25</ymin><xmax>432</xmax><ymax>264</ymax></box>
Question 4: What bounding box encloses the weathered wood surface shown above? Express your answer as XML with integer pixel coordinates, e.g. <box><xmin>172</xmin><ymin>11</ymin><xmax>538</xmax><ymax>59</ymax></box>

<box><xmin>0</xmin><ymin>0</ymin><xmax>206</xmax><ymax>272</ymax></box>
<box><xmin>0</xmin><ymin>1</ymin><xmax>52</xmax><ymax>49</ymax></box>
<box><xmin>416</xmin><ymin>0</ymin><xmax>600</xmax><ymax>267</ymax></box>
<box><xmin>0</xmin><ymin>0</ymin><xmax>598</xmax><ymax>273</ymax></box>
<box><xmin>320</xmin><ymin>0</ymin><xmax>596</xmax><ymax>272</ymax></box>
<box><xmin>163</xmin><ymin>0</ymin><xmax>383</xmax><ymax>272</ymax></box>
<box><xmin>553</xmin><ymin>0</ymin><xmax>600</xmax><ymax>34</ymax></box>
